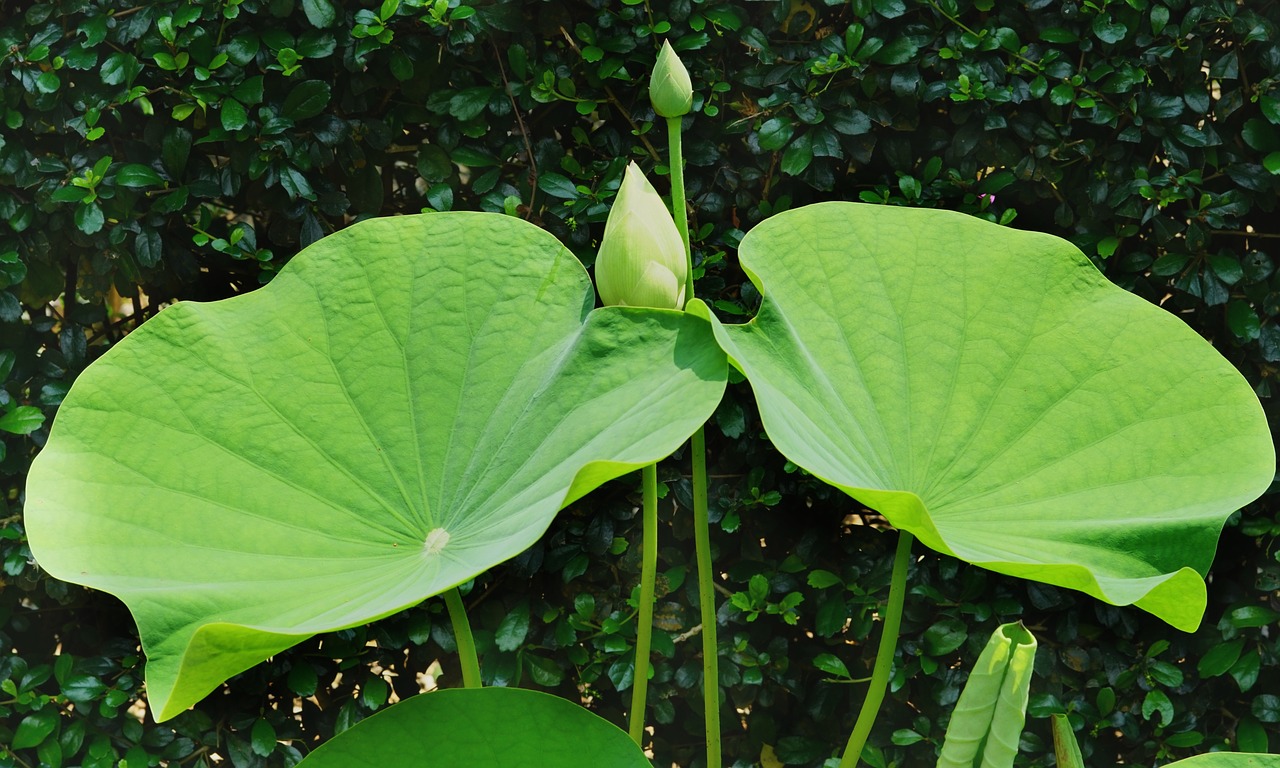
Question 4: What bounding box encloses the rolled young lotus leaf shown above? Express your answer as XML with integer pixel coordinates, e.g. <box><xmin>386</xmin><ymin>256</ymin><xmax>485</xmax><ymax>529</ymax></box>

<box><xmin>1051</xmin><ymin>714</ymin><xmax>1085</xmax><ymax>768</ymax></box>
<box><xmin>936</xmin><ymin>622</ymin><xmax>1037</xmax><ymax>768</ymax></box>
<box><xmin>709</xmin><ymin>202</ymin><xmax>1274</xmax><ymax>632</ymax></box>
<box><xmin>26</xmin><ymin>212</ymin><xmax>727</xmax><ymax>720</ymax></box>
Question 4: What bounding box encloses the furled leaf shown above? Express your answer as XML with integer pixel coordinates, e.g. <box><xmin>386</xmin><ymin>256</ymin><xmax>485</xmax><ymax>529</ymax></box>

<box><xmin>296</xmin><ymin>688</ymin><xmax>650</xmax><ymax>767</ymax></box>
<box><xmin>1051</xmin><ymin>714</ymin><xmax>1084</xmax><ymax>768</ymax></box>
<box><xmin>26</xmin><ymin>213</ymin><xmax>726</xmax><ymax>720</ymax></box>
<box><xmin>936</xmin><ymin>622</ymin><xmax>1037</xmax><ymax>768</ymax></box>
<box><xmin>710</xmin><ymin>203</ymin><xmax>1274</xmax><ymax>631</ymax></box>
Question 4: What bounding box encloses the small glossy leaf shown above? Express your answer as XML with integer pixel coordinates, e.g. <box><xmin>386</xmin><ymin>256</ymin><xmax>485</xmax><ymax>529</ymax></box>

<box><xmin>1236</xmin><ymin>716</ymin><xmax>1270</xmax><ymax>754</ymax></box>
<box><xmin>1198</xmin><ymin>640</ymin><xmax>1244</xmax><ymax>678</ymax></box>
<box><xmin>1227</xmin><ymin>605</ymin><xmax>1280</xmax><ymax>628</ymax></box>
<box><xmin>1231</xmin><ymin>649</ymin><xmax>1262</xmax><ymax>692</ymax></box>
<box><xmin>74</xmin><ymin>202</ymin><xmax>104</xmax><ymax>235</ymax></box>
<box><xmin>13</xmin><ymin>709</ymin><xmax>59</xmax><ymax>750</ymax></box>
<box><xmin>250</xmin><ymin>718</ymin><xmax>276</xmax><ymax>757</ymax></box>
<box><xmin>282</xmin><ymin>80</ymin><xmax>332</xmax><ymax>121</ymax></box>
<box><xmin>757</xmin><ymin>117</ymin><xmax>794</xmax><ymax>151</ymax></box>
<box><xmin>936</xmin><ymin>622</ymin><xmax>1036</xmax><ymax>768</ymax></box>
<box><xmin>221</xmin><ymin>99</ymin><xmax>248</xmax><ymax>131</ymax></box>
<box><xmin>923</xmin><ymin>618</ymin><xmax>968</xmax><ymax>656</ymax></box>
<box><xmin>712</xmin><ymin>203</ymin><xmax>1274</xmax><ymax>631</ymax></box>
<box><xmin>813</xmin><ymin>653</ymin><xmax>850</xmax><ymax>678</ymax></box>
<box><xmin>0</xmin><ymin>405</ymin><xmax>45</xmax><ymax>435</ymax></box>
<box><xmin>495</xmin><ymin>602</ymin><xmax>531</xmax><ymax>651</ymax></box>
<box><xmin>807</xmin><ymin>569</ymin><xmax>841</xmax><ymax>588</ymax></box>
<box><xmin>288</xmin><ymin>663</ymin><xmax>318</xmax><ymax>697</ymax></box>
<box><xmin>115</xmin><ymin>163</ymin><xmax>165</xmax><ymax>188</ymax></box>
<box><xmin>1143</xmin><ymin>689</ymin><xmax>1174</xmax><ymax>725</ymax></box>
<box><xmin>302</xmin><ymin>0</ymin><xmax>337</xmax><ymax>27</ymax></box>
<box><xmin>1253</xmin><ymin>694</ymin><xmax>1280</xmax><ymax>723</ymax></box>
<box><xmin>297</xmin><ymin>688</ymin><xmax>650</xmax><ymax>767</ymax></box>
<box><xmin>892</xmin><ymin>729</ymin><xmax>925</xmax><ymax>745</ymax></box>
<box><xmin>26</xmin><ymin>213</ymin><xmax>726</xmax><ymax>720</ymax></box>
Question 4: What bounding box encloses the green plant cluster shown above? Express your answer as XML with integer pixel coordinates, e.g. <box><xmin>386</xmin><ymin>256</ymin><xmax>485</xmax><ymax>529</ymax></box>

<box><xmin>2</xmin><ymin>1</ymin><xmax>1278</xmax><ymax>767</ymax></box>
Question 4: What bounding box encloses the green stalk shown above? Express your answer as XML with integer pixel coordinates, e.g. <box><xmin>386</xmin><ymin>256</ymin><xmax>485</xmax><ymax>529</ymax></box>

<box><xmin>667</xmin><ymin>116</ymin><xmax>693</xmax><ymax>301</ymax></box>
<box><xmin>692</xmin><ymin>425</ymin><xmax>721</xmax><ymax>766</ymax></box>
<box><xmin>444</xmin><ymin>587</ymin><xmax>482</xmax><ymax>689</ymax></box>
<box><xmin>628</xmin><ymin>463</ymin><xmax>660</xmax><ymax>745</ymax></box>
<box><xmin>666</xmin><ymin>112</ymin><xmax>721</xmax><ymax>767</ymax></box>
<box><xmin>839</xmin><ymin>531</ymin><xmax>914</xmax><ymax>768</ymax></box>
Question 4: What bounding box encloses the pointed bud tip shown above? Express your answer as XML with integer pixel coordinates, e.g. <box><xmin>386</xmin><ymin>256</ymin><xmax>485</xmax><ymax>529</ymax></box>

<box><xmin>650</xmin><ymin>40</ymin><xmax>693</xmax><ymax>118</ymax></box>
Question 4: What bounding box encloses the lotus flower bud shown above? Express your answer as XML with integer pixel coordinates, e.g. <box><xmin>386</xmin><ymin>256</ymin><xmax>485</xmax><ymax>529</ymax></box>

<box><xmin>649</xmin><ymin>40</ymin><xmax>692</xmax><ymax>118</ymax></box>
<box><xmin>595</xmin><ymin>162</ymin><xmax>687</xmax><ymax>310</ymax></box>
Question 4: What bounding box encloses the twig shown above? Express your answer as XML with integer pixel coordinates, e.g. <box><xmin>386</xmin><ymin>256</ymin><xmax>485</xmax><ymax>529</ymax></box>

<box><xmin>1212</xmin><ymin>230</ymin><xmax>1280</xmax><ymax>239</ymax></box>
<box><xmin>1</xmin><ymin>744</ymin><xmax>35</xmax><ymax>768</ymax></box>
<box><xmin>491</xmin><ymin>37</ymin><xmax>538</xmax><ymax>220</ymax></box>
<box><xmin>673</xmin><ymin>624</ymin><xmax>703</xmax><ymax>643</ymax></box>
<box><xmin>557</xmin><ymin>27</ymin><xmax>661</xmax><ymax>162</ymax></box>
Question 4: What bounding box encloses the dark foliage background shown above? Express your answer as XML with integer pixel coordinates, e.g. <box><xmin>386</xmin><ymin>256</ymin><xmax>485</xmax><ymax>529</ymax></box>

<box><xmin>2</xmin><ymin>0</ymin><xmax>1279</xmax><ymax>766</ymax></box>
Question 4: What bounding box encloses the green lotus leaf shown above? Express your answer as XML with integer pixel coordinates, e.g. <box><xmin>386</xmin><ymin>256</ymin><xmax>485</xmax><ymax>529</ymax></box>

<box><xmin>712</xmin><ymin>202</ymin><xmax>1273</xmax><ymax>631</ymax></box>
<box><xmin>297</xmin><ymin>688</ymin><xmax>651</xmax><ymax>767</ymax></box>
<box><xmin>1158</xmin><ymin>755</ymin><xmax>1280</xmax><ymax>767</ymax></box>
<box><xmin>26</xmin><ymin>213</ymin><xmax>726</xmax><ymax>720</ymax></box>
<box><xmin>1054</xmin><ymin>714</ymin><xmax>1280</xmax><ymax>768</ymax></box>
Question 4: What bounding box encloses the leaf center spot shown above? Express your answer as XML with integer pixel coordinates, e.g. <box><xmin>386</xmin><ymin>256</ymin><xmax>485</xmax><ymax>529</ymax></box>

<box><xmin>422</xmin><ymin>528</ymin><xmax>450</xmax><ymax>556</ymax></box>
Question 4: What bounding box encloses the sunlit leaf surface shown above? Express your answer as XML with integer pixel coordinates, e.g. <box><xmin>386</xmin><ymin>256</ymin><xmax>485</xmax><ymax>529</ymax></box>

<box><xmin>714</xmin><ymin>202</ymin><xmax>1273</xmax><ymax>631</ymax></box>
<box><xmin>27</xmin><ymin>213</ymin><xmax>726</xmax><ymax>719</ymax></box>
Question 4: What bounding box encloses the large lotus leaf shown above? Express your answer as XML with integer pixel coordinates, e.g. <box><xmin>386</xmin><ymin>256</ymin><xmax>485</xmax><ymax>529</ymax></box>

<box><xmin>26</xmin><ymin>213</ymin><xmax>726</xmax><ymax>720</ymax></box>
<box><xmin>297</xmin><ymin>688</ymin><xmax>650</xmax><ymax>767</ymax></box>
<box><xmin>711</xmin><ymin>202</ymin><xmax>1273</xmax><ymax>631</ymax></box>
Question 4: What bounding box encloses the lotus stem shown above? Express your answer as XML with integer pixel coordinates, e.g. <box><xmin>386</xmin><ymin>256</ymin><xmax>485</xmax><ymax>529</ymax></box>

<box><xmin>444</xmin><ymin>587</ymin><xmax>482</xmax><ymax>689</ymax></box>
<box><xmin>839</xmin><ymin>530</ymin><xmax>914</xmax><ymax>768</ymax></box>
<box><xmin>667</xmin><ymin>116</ymin><xmax>693</xmax><ymax>302</ymax></box>
<box><xmin>691</xmin><ymin>425</ymin><xmax>722</xmax><ymax>766</ymax></box>
<box><xmin>628</xmin><ymin>463</ymin><xmax>660</xmax><ymax>745</ymax></box>
<box><xmin>666</xmin><ymin>110</ymin><xmax>721</xmax><ymax>768</ymax></box>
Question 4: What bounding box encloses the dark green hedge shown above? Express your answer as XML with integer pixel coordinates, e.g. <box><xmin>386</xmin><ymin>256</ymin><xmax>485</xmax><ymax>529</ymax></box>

<box><xmin>3</xmin><ymin>0</ymin><xmax>1279</xmax><ymax>766</ymax></box>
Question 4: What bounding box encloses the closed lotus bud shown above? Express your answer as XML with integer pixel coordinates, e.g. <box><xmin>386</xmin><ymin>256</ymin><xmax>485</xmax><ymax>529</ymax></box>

<box><xmin>595</xmin><ymin>162</ymin><xmax>688</xmax><ymax>309</ymax></box>
<box><xmin>649</xmin><ymin>40</ymin><xmax>693</xmax><ymax>118</ymax></box>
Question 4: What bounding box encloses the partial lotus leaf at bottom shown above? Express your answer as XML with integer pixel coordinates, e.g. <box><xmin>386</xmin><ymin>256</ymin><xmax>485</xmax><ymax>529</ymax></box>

<box><xmin>711</xmin><ymin>202</ymin><xmax>1274</xmax><ymax>632</ymax></box>
<box><xmin>297</xmin><ymin>688</ymin><xmax>651</xmax><ymax>767</ymax></box>
<box><xmin>1053</xmin><ymin>714</ymin><xmax>1280</xmax><ymax>768</ymax></box>
<box><xmin>1161</xmin><ymin>756</ymin><xmax>1280</xmax><ymax>767</ymax></box>
<box><xmin>26</xmin><ymin>213</ymin><xmax>727</xmax><ymax>720</ymax></box>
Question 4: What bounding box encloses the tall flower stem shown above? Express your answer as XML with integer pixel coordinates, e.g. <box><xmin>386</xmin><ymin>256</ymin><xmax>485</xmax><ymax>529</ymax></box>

<box><xmin>667</xmin><ymin>116</ymin><xmax>693</xmax><ymax>300</ymax></box>
<box><xmin>667</xmin><ymin>112</ymin><xmax>722</xmax><ymax>767</ymax></box>
<box><xmin>628</xmin><ymin>463</ymin><xmax>660</xmax><ymax>745</ymax></box>
<box><xmin>691</xmin><ymin>425</ymin><xmax>721</xmax><ymax>766</ymax></box>
<box><xmin>839</xmin><ymin>531</ymin><xmax>914</xmax><ymax>768</ymax></box>
<box><xmin>444</xmin><ymin>587</ymin><xmax>482</xmax><ymax>689</ymax></box>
